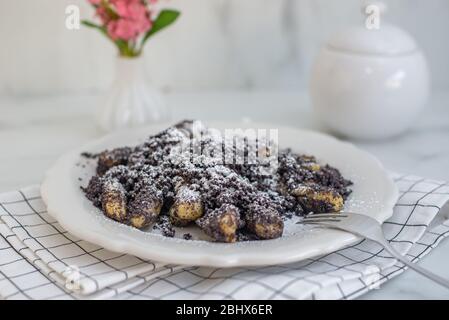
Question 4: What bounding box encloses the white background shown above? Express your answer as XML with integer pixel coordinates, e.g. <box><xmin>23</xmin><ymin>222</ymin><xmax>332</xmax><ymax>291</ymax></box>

<box><xmin>1</xmin><ymin>0</ymin><xmax>449</xmax><ymax>96</ymax></box>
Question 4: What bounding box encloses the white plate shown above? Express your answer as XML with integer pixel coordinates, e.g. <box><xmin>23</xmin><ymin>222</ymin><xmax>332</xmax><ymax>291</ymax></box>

<box><xmin>41</xmin><ymin>122</ymin><xmax>398</xmax><ymax>267</ymax></box>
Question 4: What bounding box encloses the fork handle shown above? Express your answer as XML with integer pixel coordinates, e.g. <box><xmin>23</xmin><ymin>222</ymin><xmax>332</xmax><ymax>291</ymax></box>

<box><xmin>380</xmin><ymin>240</ymin><xmax>449</xmax><ymax>290</ymax></box>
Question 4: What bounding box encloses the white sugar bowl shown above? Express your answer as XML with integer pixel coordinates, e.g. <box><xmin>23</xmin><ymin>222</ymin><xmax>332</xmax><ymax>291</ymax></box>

<box><xmin>310</xmin><ymin>16</ymin><xmax>430</xmax><ymax>140</ymax></box>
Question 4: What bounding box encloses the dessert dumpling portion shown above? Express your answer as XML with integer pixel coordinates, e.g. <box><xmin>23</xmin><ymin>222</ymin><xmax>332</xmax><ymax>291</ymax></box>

<box><xmin>101</xmin><ymin>178</ymin><xmax>127</xmax><ymax>222</ymax></box>
<box><xmin>169</xmin><ymin>185</ymin><xmax>204</xmax><ymax>226</ymax></box>
<box><xmin>83</xmin><ymin>175</ymin><xmax>103</xmax><ymax>208</ymax></box>
<box><xmin>196</xmin><ymin>204</ymin><xmax>243</xmax><ymax>243</ymax></box>
<box><xmin>128</xmin><ymin>187</ymin><xmax>163</xmax><ymax>229</ymax></box>
<box><xmin>313</xmin><ymin>165</ymin><xmax>353</xmax><ymax>200</ymax></box>
<box><xmin>292</xmin><ymin>184</ymin><xmax>344</xmax><ymax>214</ymax></box>
<box><xmin>298</xmin><ymin>155</ymin><xmax>321</xmax><ymax>172</ymax></box>
<box><xmin>97</xmin><ymin>147</ymin><xmax>132</xmax><ymax>176</ymax></box>
<box><xmin>245</xmin><ymin>204</ymin><xmax>283</xmax><ymax>240</ymax></box>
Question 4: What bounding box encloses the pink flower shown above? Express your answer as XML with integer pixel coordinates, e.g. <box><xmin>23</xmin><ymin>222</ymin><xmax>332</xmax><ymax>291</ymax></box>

<box><xmin>106</xmin><ymin>0</ymin><xmax>152</xmax><ymax>40</ymax></box>
<box><xmin>107</xmin><ymin>18</ymin><xmax>151</xmax><ymax>41</ymax></box>
<box><xmin>85</xmin><ymin>0</ymin><xmax>178</xmax><ymax>57</ymax></box>
<box><xmin>95</xmin><ymin>6</ymin><xmax>112</xmax><ymax>24</ymax></box>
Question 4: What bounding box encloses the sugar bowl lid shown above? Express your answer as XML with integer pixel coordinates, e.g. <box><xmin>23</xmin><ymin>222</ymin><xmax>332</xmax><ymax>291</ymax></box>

<box><xmin>327</xmin><ymin>2</ymin><xmax>418</xmax><ymax>55</ymax></box>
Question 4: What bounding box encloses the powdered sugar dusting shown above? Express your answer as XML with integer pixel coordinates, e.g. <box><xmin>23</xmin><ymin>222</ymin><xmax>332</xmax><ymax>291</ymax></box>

<box><xmin>82</xmin><ymin>120</ymin><xmax>352</xmax><ymax>242</ymax></box>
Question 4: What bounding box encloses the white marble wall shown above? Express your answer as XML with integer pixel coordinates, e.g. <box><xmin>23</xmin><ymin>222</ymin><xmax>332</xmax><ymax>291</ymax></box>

<box><xmin>1</xmin><ymin>0</ymin><xmax>448</xmax><ymax>95</ymax></box>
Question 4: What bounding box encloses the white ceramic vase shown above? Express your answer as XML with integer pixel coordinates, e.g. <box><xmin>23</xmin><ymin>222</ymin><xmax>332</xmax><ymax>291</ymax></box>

<box><xmin>96</xmin><ymin>57</ymin><xmax>169</xmax><ymax>132</ymax></box>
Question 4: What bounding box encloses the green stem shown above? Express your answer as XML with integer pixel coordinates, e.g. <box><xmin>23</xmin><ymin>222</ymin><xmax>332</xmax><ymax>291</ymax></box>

<box><xmin>118</xmin><ymin>42</ymin><xmax>140</xmax><ymax>58</ymax></box>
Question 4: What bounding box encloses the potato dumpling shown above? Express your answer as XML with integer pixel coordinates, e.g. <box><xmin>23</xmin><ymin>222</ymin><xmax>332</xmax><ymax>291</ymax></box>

<box><xmin>128</xmin><ymin>188</ymin><xmax>163</xmax><ymax>229</ymax></box>
<box><xmin>101</xmin><ymin>179</ymin><xmax>127</xmax><ymax>222</ymax></box>
<box><xmin>97</xmin><ymin>147</ymin><xmax>132</xmax><ymax>175</ymax></box>
<box><xmin>292</xmin><ymin>184</ymin><xmax>344</xmax><ymax>213</ymax></box>
<box><xmin>297</xmin><ymin>155</ymin><xmax>321</xmax><ymax>172</ymax></box>
<box><xmin>196</xmin><ymin>204</ymin><xmax>242</xmax><ymax>243</ymax></box>
<box><xmin>169</xmin><ymin>186</ymin><xmax>203</xmax><ymax>226</ymax></box>
<box><xmin>245</xmin><ymin>205</ymin><xmax>283</xmax><ymax>240</ymax></box>
<box><xmin>303</xmin><ymin>163</ymin><xmax>321</xmax><ymax>172</ymax></box>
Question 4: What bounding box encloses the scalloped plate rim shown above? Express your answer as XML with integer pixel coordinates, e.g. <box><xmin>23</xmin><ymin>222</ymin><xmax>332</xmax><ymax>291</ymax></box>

<box><xmin>41</xmin><ymin>121</ymin><xmax>398</xmax><ymax>267</ymax></box>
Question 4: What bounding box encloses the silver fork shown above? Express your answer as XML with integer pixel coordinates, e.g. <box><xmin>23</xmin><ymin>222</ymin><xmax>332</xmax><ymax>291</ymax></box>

<box><xmin>300</xmin><ymin>212</ymin><xmax>449</xmax><ymax>289</ymax></box>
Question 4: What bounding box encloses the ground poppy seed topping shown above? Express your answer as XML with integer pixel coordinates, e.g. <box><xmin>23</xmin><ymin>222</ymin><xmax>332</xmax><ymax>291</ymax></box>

<box><xmin>82</xmin><ymin>120</ymin><xmax>352</xmax><ymax>242</ymax></box>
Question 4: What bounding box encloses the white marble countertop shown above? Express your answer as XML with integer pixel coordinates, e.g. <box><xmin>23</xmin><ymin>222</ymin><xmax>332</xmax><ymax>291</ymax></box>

<box><xmin>1</xmin><ymin>91</ymin><xmax>449</xmax><ymax>299</ymax></box>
